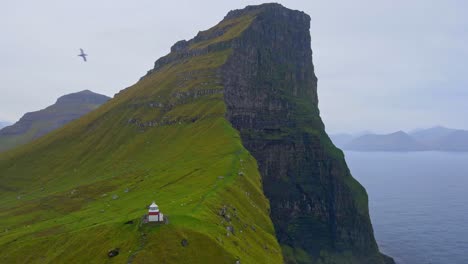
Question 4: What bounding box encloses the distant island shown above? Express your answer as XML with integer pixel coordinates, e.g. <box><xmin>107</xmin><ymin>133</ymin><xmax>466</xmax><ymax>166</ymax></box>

<box><xmin>331</xmin><ymin>126</ymin><xmax>468</xmax><ymax>152</ymax></box>
<box><xmin>0</xmin><ymin>90</ymin><xmax>109</xmax><ymax>152</ymax></box>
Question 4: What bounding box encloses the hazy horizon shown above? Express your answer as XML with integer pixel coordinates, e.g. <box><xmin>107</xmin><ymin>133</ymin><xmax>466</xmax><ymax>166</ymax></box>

<box><xmin>2</xmin><ymin>0</ymin><xmax>467</xmax><ymax>133</ymax></box>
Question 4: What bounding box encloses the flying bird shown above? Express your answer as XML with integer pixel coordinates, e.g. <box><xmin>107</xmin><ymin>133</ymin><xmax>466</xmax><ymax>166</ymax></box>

<box><xmin>78</xmin><ymin>48</ymin><xmax>88</xmax><ymax>62</ymax></box>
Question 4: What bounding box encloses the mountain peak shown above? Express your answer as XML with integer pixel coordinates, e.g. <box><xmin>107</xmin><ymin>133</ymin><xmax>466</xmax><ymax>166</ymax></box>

<box><xmin>224</xmin><ymin>3</ymin><xmax>307</xmax><ymax>20</ymax></box>
<box><xmin>0</xmin><ymin>90</ymin><xmax>109</xmax><ymax>152</ymax></box>
<box><xmin>391</xmin><ymin>130</ymin><xmax>408</xmax><ymax>136</ymax></box>
<box><xmin>143</xmin><ymin>3</ymin><xmax>310</xmax><ymax>79</ymax></box>
<box><xmin>56</xmin><ymin>90</ymin><xmax>110</xmax><ymax>105</ymax></box>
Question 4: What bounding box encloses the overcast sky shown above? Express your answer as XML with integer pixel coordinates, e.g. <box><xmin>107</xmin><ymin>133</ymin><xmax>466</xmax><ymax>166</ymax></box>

<box><xmin>1</xmin><ymin>0</ymin><xmax>467</xmax><ymax>133</ymax></box>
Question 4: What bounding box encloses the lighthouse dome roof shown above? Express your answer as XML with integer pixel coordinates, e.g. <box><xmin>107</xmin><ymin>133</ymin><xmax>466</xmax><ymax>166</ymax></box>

<box><xmin>149</xmin><ymin>201</ymin><xmax>159</xmax><ymax>211</ymax></box>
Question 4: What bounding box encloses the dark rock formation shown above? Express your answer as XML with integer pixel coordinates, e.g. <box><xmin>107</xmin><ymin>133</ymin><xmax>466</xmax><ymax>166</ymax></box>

<box><xmin>221</xmin><ymin>4</ymin><xmax>393</xmax><ymax>264</ymax></box>
<box><xmin>181</xmin><ymin>239</ymin><xmax>189</xmax><ymax>247</ymax></box>
<box><xmin>107</xmin><ymin>248</ymin><xmax>119</xmax><ymax>258</ymax></box>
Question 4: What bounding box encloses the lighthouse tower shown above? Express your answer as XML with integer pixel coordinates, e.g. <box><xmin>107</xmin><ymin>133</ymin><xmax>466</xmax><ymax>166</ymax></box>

<box><xmin>148</xmin><ymin>202</ymin><xmax>163</xmax><ymax>222</ymax></box>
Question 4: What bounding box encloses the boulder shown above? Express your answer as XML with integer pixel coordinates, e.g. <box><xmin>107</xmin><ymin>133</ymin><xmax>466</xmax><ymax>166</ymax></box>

<box><xmin>181</xmin><ymin>239</ymin><xmax>189</xmax><ymax>247</ymax></box>
<box><xmin>107</xmin><ymin>248</ymin><xmax>119</xmax><ymax>258</ymax></box>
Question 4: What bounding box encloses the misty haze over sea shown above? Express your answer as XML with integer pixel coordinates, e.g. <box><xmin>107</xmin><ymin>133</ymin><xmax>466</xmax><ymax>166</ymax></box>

<box><xmin>331</xmin><ymin>126</ymin><xmax>468</xmax><ymax>152</ymax></box>
<box><xmin>346</xmin><ymin>151</ymin><xmax>468</xmax><ymax>264</ymax></box>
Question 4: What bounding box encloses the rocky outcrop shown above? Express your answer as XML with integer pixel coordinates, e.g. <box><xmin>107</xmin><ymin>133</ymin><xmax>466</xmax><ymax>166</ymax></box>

<box><xmin>221</xmin><ymin>4</ymin><xmax>393</xmax><ymax>264</ymax></box>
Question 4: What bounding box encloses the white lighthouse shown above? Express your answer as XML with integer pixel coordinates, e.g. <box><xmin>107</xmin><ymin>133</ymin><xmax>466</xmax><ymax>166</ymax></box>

<box><xmin>148</xmin><ymin>202</ymin><xmax>164</xmax><ymax>222</ymax></box>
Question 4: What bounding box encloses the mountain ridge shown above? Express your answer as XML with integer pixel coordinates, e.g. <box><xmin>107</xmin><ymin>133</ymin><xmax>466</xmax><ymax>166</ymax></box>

<box><xmin>0</xmin><ymin>4</ymin><xmax>391</xmax><ymax>263</ymax></box>
<box><xmin>0</xmin><ymin>7</ymin><xmax>284</xmax><ymax>263</ymax></box>
<box><xmin>344</xmin><ymin>131</ymin><xmax>427</xmax><ymax>151</ymax></box>
<box><xmin>331</xmin><ymin>126</ymin><xmax>468</xmax><ymax>152</ymax></box>
<box><xmin>0</xmin><ymin>90</ymin><xmax>110</xmax><ymax>152</ymax></box>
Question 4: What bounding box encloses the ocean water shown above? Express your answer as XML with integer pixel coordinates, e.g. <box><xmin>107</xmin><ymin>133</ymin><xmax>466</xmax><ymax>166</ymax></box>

<box><xmin>345</xmin><ymin>151</ymin><xmax>468</xmax><ymax>264</ymax></box>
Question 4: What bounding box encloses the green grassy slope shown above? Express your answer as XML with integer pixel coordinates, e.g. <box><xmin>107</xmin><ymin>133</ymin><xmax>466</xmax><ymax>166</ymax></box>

<box><xmin>0</xmin><ymin>13</ymin><xmax>282</xmax><ymax>264</ymax></box>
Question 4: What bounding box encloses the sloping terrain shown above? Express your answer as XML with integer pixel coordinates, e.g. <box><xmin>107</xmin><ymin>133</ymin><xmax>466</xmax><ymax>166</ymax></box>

<box><xmin>0</xmin><ymin>90</ymin><xmax>109</xmax><ymax>152</ymax></box>
<box><xmin>0</xmin><ymin>10</ymin><xmax>282</xmax><ymax>264</ymax></box>
<box><xmin>0</xmin><ymin>3</ymin><xmax>392</xmax><ymax>264</ymax></box>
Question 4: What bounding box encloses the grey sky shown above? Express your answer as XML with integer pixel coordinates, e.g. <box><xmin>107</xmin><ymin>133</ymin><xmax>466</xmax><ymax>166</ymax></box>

<box><xmin>1</xmin><ymin>0</ymin><xmax>467</xmax><ymax>133</ymax></box>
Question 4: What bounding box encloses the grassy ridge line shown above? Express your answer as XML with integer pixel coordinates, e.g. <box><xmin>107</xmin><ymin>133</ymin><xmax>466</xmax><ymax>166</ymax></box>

<box><xmin>0</xmin><ymin>12</ymin><xmax>283</xmax><ymax>263</ymax></box>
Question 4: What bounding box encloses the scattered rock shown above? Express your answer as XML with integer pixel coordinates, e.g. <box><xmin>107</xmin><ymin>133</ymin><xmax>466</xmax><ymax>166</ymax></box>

<box><xmin>219</xmin><ymin>205</ymin><xmax>227</xmax><ymax>217</ymax></box>
<box><xmin>218</xmin><ymin>176</ymin><xmax>225</xmax><ymax>179</ymax></box>
<box><xmin>112</xmin><ymin>194</ymin><xmax>119</xmax><ymax>200</ymax></box>
<box><xmin>124</xmin><ymin>188</ymin><xmax>129</xmax><ymax>193</ymax></box>
<box><xmin>181</xmin><ymin>239</ymin><xmax>189</xmax><ymax>247</ymax></box>
<box><xmin>107</xmin><ymin>248</ymin><xmax>119</xmax><ymax>258</ymax></box>
<box><xmin>226</xmin><ymin>225</ymin><xmax>235</xmax><ymax>235</ymax></box>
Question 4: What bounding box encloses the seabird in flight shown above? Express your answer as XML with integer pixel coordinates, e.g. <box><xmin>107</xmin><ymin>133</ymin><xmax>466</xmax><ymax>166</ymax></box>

<box><xmin>78</xmin><ymin>48</ymin><xmax>88</xmax><ymax>62</ymax></box>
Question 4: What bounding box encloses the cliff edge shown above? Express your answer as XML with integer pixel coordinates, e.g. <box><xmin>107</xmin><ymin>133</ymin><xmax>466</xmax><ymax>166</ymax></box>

<box><xmin>222</xmin><ymin>4</ymin><xmax>394</xmax><ymax>264</ymax></box>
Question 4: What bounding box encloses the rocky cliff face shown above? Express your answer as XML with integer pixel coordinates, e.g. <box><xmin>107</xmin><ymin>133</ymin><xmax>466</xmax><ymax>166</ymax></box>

<box><xmin>0</xmin><ymin>90</ymin><xmax>109</xmax><ymax>152</ymax></box>
<box><xmin>220</xmin><ymin>4</ymin><xmax>394</xmax><ymax>264</ymax></box>
<box><xmin>0</xmin><ymin>4</ymin><xmax>393</xmax><ymax>263</ymax></box>
<box><xmin>136</xmin><ymin>3</ymin><xmax>393</xmax><ymax>263</ymax></box>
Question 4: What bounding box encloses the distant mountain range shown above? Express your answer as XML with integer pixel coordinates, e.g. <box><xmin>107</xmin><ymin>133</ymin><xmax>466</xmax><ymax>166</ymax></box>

<box><xmin>0</xmin><ymin>90</ymin><xmax>110</xmax><ymax>152</ymax></box>
<box><xmin>331</xmin><ymin>126</ymin><xmax>468</xmax><ymax>152</ymax></box>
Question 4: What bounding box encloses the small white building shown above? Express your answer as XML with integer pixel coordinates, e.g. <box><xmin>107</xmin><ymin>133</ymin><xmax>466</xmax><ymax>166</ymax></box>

<box><xmin>148</xmin><ymin>201</ymin><xmax>164</xmax><ymax>222</ymax></box>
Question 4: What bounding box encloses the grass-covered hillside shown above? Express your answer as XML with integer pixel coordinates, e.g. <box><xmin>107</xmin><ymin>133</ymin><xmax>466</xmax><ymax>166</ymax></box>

<box><xmin>0</xmin><ymin>10</ymin><xmax>282</xmax><ymax>264</ymax></box>
<box><xmin>0</xmin><ymin>90</ymin><xmax>109</xmax><ymax>152</ymax></box>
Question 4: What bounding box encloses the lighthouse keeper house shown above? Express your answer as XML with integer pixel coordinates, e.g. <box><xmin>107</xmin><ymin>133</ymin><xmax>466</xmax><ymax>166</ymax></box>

<box><xmin>148</xmin><ymin>202</ymin><xmax>164</xmax><ymax>222</ymax></box>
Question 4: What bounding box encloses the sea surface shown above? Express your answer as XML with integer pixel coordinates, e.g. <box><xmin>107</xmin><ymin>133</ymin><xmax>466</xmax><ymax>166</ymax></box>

<box><xmin>345</xmin><ymin>151</ymin><xmax>468</xmax><ymax>264</ymax></box>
